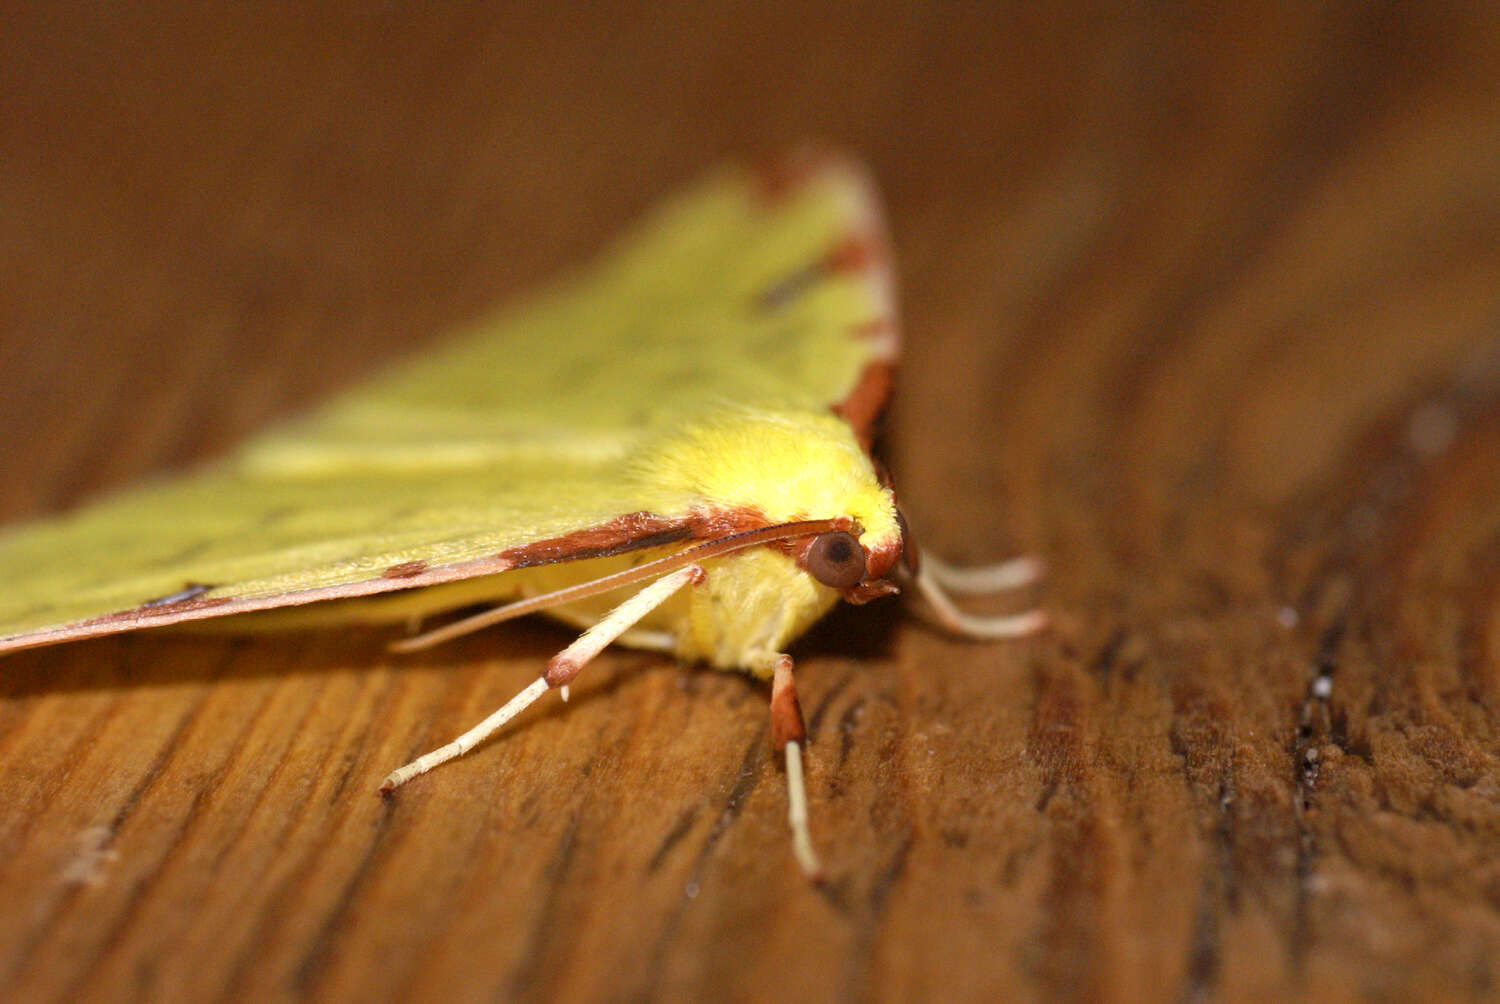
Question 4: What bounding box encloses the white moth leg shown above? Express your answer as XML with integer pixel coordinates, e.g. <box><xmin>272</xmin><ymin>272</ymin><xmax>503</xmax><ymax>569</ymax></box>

<box><xmin>533</xmin><ymin>605</ymin><xmax>676</xmax><ymax>654</ymax></box>
<box><xmin>785</xmin><ymin>742</ymin><xmax>816</xmax><ymax>875</ymax></box>
<box><xmin>380</xmin><ymin>678</ymin><xmax>551</xmax><ymax>793</ymax></box>
<box><xmin>921</xmin><ymin>552</ymin><xmax>1043</xmax><ymax>595</ymax></box>
<box><xmin>770</xmin><ymin>655</ymin><xmax>822</xmax><ymax>880</ymax></box>
<box><xmin>910</xmin><ymin>560</ymin><xmax>1048</xmax><ymax>640</ymax></box>
<box><xmin>380</xmin><ymin>564</ymin><xmax>704</xmax><ymax>793</ymax></box>
<box><xmin>614</xmin><ymin>627</ymin><xmax>677</xmax><ymax>653</ymax></box>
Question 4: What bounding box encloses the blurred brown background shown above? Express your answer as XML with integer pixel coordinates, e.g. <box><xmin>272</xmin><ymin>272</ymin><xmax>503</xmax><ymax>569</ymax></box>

<box><xmin>4</xmin><ymin>5</ymin><xmax>1500</xmax><ymax>1002</ymax></box>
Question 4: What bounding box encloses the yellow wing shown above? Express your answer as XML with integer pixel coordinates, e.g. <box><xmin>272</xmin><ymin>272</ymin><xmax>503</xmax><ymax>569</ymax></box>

<box><xmin>0</xmin><ymin>153</ymin><xmax>898</xmax><ymax>653</ymax></box>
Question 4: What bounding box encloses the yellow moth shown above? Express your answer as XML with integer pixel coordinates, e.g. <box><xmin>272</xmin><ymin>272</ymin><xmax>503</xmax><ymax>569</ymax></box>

<box><xmin>0</xmin><ymin>152</ymin><xmax>1043</xmax><ymax>878</ymax></box>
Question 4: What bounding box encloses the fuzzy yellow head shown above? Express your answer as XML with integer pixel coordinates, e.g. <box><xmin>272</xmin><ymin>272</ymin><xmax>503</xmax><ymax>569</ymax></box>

<box><xmin>630</xmin><ymin>406</ymin><xmax>903</xmax><ymax>674</ymax></box>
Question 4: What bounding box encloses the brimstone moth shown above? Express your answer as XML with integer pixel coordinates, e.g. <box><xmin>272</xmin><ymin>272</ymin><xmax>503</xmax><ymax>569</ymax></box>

<box><xmin>0</xmin><ymin>152</ymin><xmax>1043</xmax><ymax>878</ymax></box>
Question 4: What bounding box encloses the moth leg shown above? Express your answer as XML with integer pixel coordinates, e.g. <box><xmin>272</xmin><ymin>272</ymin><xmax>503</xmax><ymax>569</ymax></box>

<box><xmin>614</xmin><ymin>627</ymin><xmax>677</xmax><ymax>653</ymax></box>
<box><xmin>523</xmin><ymin>605</ymin><xmax>676</xmax><ymax>655</ymax></box>
<box><xmin>768</xmin><ymin>654</ymin><xmax>822</xmax><ymax>880</ymax></box>
<box><xmin>921</xmin><ymin>552</ymin><xmax>1043</xmax><ymax>595</ymax></box>
<box><xmin>906</xmin><ymin>560</ymin><xmax>1048</xmax><ymax>640</ymax></box>
<box><xmin>380</xmin><ymin>564</ymin><xmax>705</xmax><ymax>794</ymax></box>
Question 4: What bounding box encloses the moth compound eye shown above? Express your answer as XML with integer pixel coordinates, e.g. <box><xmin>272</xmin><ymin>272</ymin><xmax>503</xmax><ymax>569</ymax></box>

<box><xmin>806</xmin><ymin>531</ymin><xmax>866</xmax><ymax>590</ymax></box>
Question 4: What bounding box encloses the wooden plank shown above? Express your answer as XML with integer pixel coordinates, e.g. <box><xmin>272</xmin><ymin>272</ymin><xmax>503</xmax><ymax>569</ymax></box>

<box><xmin>2</xmin><ymin>4</ymin><xmax>1499</xmax><ymax>1001</ymax></box>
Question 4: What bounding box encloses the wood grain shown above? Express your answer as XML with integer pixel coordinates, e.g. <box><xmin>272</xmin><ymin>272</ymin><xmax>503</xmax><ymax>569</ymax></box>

<box><xmin>4</xmin><ymin>4</ymin><xmax>1500</xmax><ymax>1001</ymax></box>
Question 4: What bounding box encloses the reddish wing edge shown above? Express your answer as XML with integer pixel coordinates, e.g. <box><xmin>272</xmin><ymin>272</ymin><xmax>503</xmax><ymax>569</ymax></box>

<box><xmin>0</xmin><ymin>151</ymin><xmax>901</xmax><ymax>656</ymax></box>
<box><xmin>776</xmin><ymin>150</ymin><xmax>902</xmax><ymax>447</ymax></box>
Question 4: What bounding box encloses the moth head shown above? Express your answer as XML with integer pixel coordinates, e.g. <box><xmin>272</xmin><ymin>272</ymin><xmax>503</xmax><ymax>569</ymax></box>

<box><xmin>637</xmin><ymin>406</ymin><xmax>907</xmax><ymax>602</ymax></box>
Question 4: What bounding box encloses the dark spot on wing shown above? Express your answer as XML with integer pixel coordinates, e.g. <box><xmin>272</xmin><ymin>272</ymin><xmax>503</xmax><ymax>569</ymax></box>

<box><xmin>141</xmin><ymin>582</ymin><xmax>217</xmax><ymax>607</ymax></box>
<box><xmin>381</xmin><ymin>560</ymin><xmax>429</xmax><ymax>579</ymax></box>
<box><xmin>753</xmin><ymin>233</ymin><xmax>886</xmax><ymax>314</ymax></box>
<box><xmin>255</xmin><ymin>505</ymin><xmax>298</xmax><ymax>528</ymax></box>
<box><xmin>754</xmin><ymin>265</ymin><xmax>820</xmax><ymax>313</ymax></box>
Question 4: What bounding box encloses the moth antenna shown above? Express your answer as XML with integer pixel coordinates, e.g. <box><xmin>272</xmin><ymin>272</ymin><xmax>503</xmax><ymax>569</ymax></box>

<box><xmin>920</xmin><ymin>552</ymin><xmax>1044</xmax><ymax>595</ymax></box>
<box><xmin>389</xmin><ymin>518</ymin><xmax>844</xmax><ymax>653</ymax></box>
<box><xmin>770</xmin><ymin>656</ymin><xmax>823</xmax><ymax>880</ymax></box>
<box><xmin>380</xmin><ymin>564</ymin><xmax>706</xmax><ymax>793</ymax></box>
<box><xmin>905</xmin><ymin>560</ymin><xmax>1048</xmax><ymax>640</ymax></box>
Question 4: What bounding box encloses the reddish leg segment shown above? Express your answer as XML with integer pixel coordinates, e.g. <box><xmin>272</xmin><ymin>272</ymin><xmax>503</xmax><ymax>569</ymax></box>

<box><xmin>771</xmin><ymin>655</ymin><xmax>821</xmax><ymax>879</ymax></box>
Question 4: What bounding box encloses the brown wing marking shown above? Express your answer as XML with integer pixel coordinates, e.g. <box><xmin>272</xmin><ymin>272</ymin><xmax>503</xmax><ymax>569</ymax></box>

<box><xmin>499</xmin><ymin>512</ymin><xmax>694</xmax><ymax>568</ymax></box>
<box><xmin>804</xmin><ymin>156</ymin><xmax>900</xmax><ymax>449</ymax></box>
<box><xmin>833</xmin><ymin>359</ymin><xmax>896</xmax><ymax>450</ymax></box>
<box><xmin>740</xmin><ymin>151</ymin><xmax>904</xmax><ymax>447</ymax></box>
<box><xmin>748</xmin><ymin>146</ymin><xmax>845</xmax><ymax>205</ymax></box>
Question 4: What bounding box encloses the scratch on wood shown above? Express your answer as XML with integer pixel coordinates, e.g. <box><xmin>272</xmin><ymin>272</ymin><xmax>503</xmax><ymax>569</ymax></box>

<box><xmin>292</xmin><ymin>810</ymin><xmax>398</xmax><ymax>994</ymax></box>
<box><xmin>699</xmin><ymin>733</ymin><xmax>765</xmax><ymax>864</ymax></box>
<box><xmin>834</xmin><ymin>832</ymin><xmax>914</xmax><ymax>1003</ymax></box>
<box><xmin>806</xmin><ymin>669</ymin><xmax>855</xmax><ymax>741</ymax></box>
<box><xmin>645</xmin><ymin>806</ymin><xmax>699</xmax><ymax>873</ymax></box>
<box><xmin>1088</xmin><ymin>626</ymin><xmax>1127</xmax><ymax>680</ymax></box>
<box><xmin>635</xmin><ymin>732</ymin><xmax>765</xmax><ymax>1000</ymax></box>
<box><xmin>43</xmin><ymin>680</ymin><xmax>220</xmax><ymax>999</ymax></box>
<box><xmin>835</xmin><ymin>696</ymin><xmax>867</xmax><ymax>770</ymax></box>
<box><xmin>1179</xmin><ymin>770</ymin><xmax>1235</xmax><ymax>1003</ymax></box>
<box><xmin>508</xmin><ymin>810</ymin><xmax>584</xmax><ymax>998</ymax></box>
<box><xmin>219</xmin><ymin>668</ymin><xmax>399</xmax><ymax>994</ymax></box>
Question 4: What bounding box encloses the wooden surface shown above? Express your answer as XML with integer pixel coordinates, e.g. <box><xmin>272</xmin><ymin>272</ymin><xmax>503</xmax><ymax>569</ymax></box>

<box><xmin>4</xmin><ymin>5</ymin><xmax>1500</xmax><ymax>1001</ymax></box>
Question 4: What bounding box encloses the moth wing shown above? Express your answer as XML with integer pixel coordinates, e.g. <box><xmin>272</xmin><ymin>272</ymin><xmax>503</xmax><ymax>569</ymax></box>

<box><xmin>0</xmin><ymin>153</ymin><xmax>897</xmax><ymax>653</ymax></box>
